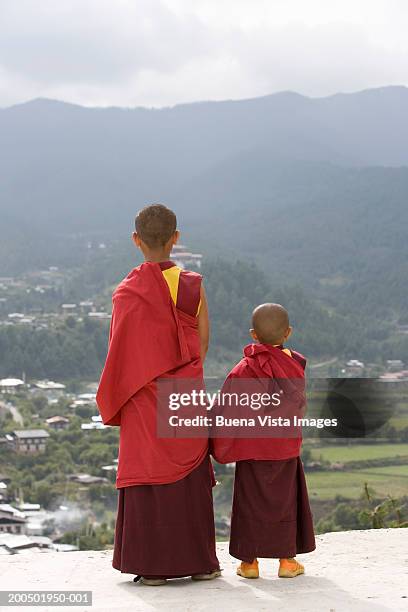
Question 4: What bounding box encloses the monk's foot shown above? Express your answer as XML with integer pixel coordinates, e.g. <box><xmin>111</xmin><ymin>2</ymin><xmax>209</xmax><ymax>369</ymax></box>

<box><xmin>191</xmin><ymin>569</ymin><xmax>222</xmax><ymax>581</ymax></box>
<box><xmin>237</xmin><ymin>559</ymin><xmax>259</xmax><ymax>579</ymax></box>
<box><xmin>139</xmin><ymin>576</ymin><xmax>167</xmax><ymax>586</ymax></box>
<box><xmin>278</xmin><ymin>558</ymin><xmax>304</xmax><ymax>578</ymax></box>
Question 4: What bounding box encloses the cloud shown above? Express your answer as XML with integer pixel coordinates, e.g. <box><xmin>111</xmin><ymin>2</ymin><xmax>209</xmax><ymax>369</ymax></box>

<box><xmin>0</xmin><ymin>0</ymin><xmax>407</xmax><ymax>107</ymax></box>
<box><xmin>0</xmin><ymin>0</ymin><xmax>213</xmax><ymax>83</ymax></box>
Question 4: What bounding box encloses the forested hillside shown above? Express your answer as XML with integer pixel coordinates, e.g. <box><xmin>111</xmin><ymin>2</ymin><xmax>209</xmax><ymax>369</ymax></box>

<box><xmin>1</xmin><ymin>258</ymin><xmax>404</xmax><ymax>381</ymax></box>
<box><xmin>1</xmin><ymin>88</ymin><xmax>407</xmax><ymax>368</ymax></box>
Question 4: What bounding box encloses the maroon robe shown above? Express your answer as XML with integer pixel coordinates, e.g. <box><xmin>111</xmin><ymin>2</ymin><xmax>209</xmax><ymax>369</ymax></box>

<box><xmin>229</xmin><ymin>457</ymin><xmax>315</xmax><ymax>561</ymax></box>
<box><xmin>97</xmin><ymin>261</ymin><xmax>219</xmax><ymax>577</ymax></box>
<box><xmin>211</xmin><ymin>343</ymin><xmax>315</xmax><ymax>561</ymax></box>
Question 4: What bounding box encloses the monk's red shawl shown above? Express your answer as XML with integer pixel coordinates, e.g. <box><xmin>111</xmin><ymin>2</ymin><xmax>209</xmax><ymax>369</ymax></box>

<box><xmin>96</xmin><ymin>262</ymin><xmax>208</xmax><ymax>487</ymax></box>
<box><xmin>211</xmin><ymin>343</ymin><xmax>306</xmax><ymax>464</ymax></box>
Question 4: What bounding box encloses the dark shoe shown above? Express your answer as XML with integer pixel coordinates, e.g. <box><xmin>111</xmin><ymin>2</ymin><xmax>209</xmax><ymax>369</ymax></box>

<box><xmin>191</xmin><ymin>569</ymin><xmax>222</xmax><ymax>581</ymax></box>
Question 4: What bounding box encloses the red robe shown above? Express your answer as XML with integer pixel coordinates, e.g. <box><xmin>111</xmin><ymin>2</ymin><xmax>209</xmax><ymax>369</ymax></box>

<box><xmin>211</xmin><ymin>343</ymin><xmax>306</xmax><ymax>464</ymax></box>
<box><xmin>96</xmin><ymin>261</ymin><xmax>208</xmax><ymax>487</ymax></box>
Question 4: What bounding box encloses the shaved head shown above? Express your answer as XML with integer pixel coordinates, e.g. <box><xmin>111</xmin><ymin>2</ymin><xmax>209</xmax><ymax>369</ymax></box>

<box><xmin>252</xmin><ymin>303</ymin><xmax>290</xmax><ymax>345</ymax></box>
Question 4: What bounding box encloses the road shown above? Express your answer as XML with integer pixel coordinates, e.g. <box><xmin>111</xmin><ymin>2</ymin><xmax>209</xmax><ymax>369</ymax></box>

<box><xmin>309</xmin><ymin>357</ymin><xmax>338</xmax><ymax>370</ymax></box>
<box><xmin>0</xmin><ymin>399</ymin><xmax>23</xmax><ymax>426</ymax></box>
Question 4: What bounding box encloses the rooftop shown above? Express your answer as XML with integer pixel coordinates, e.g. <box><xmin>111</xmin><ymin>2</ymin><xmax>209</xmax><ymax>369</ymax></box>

<box><xmin>0</xmin><ymin>529</ymin><xmax>406</xmax><ymax>611</ymax></box>
<box><xmin>68</xmin><ymin>473</ymin><xmax>108</xmax><ymax>484</ymax></box>
<box><xmin>12</xmin><ymin>429</ymin><xmax>50</xmax><ymax>439</ymax></box>
<box><xmin>35</xmin><ymin>380</ymin><xmax>66</xmax><ymax>390</ymax></box>
<box><xmin>0</xmin><ymin>504</ymin><xmax>26</xmax><ymax>519</ymax></box>
<box><xmin>0</xmin><ymin>534</ymin><xmax>34</xmax><ymax>550</ymax></box>
<box><xmin>45</xmin><ymin>415</ymin><xmax>69</xmax><ymax>423</ymax></box>
<box><xmin>0</xmin><ymin>378</ymin><xmax>25</xmax><ymax>387</ymax></box>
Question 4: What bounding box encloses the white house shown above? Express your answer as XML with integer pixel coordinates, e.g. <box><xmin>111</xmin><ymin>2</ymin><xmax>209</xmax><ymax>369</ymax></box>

<box><xmin>0</xmin><ymin>378</ymin><xmax>25</xmax><ymax>394</ymax></box>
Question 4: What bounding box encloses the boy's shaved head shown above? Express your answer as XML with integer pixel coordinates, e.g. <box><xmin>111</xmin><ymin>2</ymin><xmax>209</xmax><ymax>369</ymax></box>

<box><xmin>135</xmin><ymin>204</ymin><xmax>177</xmax><ymax>249</ymax></box>
<box><xmin>252</xmin><ymin>303</ymin><xmax>290</xmax><ymax>345</ymax></box>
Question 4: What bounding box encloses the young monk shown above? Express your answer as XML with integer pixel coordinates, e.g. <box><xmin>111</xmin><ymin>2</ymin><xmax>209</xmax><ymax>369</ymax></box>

<box><xmin>211</xmin><ymin>303</ymin><xmax>315</xmax><ymax>579</ymax></box>
<box><xmin>97</xmin><ymin>204</ymin><xmax>220</xmax><ymax>586</ymax></box>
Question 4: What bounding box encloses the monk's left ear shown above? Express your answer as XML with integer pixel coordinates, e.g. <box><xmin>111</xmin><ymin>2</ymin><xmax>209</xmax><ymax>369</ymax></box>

<box><xmin>132</xmin><ymin>232</ymin><xmax>141</xmax><ymax>247</ymax></box>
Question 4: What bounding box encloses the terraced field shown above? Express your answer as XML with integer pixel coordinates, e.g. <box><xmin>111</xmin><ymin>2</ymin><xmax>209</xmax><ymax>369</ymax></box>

<box><xmin>310</xmin><ymin>443</ymin><xmax>408</xmax><ymax>463</ymax></box>
<box><xmin>306</xmin><ymin>463</ymin><xmax>408</xmax><ymax>500</ymax></box>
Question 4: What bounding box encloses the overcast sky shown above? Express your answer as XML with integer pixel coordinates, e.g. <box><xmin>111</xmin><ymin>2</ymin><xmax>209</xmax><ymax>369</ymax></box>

<box><xmin>0</xmin><ymin>0</ymin><xmax>407</xmax><ymax>108</ymax></box>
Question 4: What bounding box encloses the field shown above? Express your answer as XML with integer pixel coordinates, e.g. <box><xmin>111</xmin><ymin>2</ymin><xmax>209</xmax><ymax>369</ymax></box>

<box><xmin>310</xmin><ymin>443</ymin><xmax>408</xmax><ymax>464</ymax></box>
<box><xmin>214</xmin><ymin>442</ymin><xmax>408</xmax><ymax>523</ymax></box>
<box><xmin>306</xmin><ymin>464</ymin><xmax>408</xmax><ymax>500</ymax></box>
<box><xmin>389</xmin><ymin>416</ymin><xmax>408</xmax><ymax>428</ymax></box>
<box><xmin>307</xmin><ymin>443</ymin><xmax>408</xmax><ymax>500</ymax></box>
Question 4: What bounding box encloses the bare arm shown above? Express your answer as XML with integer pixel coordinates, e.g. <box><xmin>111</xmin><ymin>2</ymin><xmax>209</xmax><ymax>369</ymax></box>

<box><xmin>197</xmin><ymin>284</ymin><xmax>210</xmax><ymax>364</ymax></box>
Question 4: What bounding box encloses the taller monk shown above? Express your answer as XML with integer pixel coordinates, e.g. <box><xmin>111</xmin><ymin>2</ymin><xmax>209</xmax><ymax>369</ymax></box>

<box><xmin>97</xmin><ymin>204</ymin><xmax>220</xmax><ymax>586</ymax></box>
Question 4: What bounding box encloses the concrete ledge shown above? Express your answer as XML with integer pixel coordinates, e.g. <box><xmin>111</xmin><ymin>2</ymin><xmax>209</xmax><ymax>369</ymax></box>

<box><xmin>0</xmin><ymin>529</ymin><xmax>407</xmax><ymax>611</ymax></box>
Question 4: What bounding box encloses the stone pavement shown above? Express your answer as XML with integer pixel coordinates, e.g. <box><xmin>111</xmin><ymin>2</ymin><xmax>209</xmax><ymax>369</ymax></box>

<box><xmin>0</xmin><ymin>528</ymin><xmax>407</xmax><ymax>611</ymax></box>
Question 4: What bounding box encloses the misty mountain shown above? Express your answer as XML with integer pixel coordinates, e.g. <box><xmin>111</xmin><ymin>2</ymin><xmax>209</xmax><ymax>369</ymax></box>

<box><xmin>176</xmin><ymin>158</ymin><xmax>408</xmax><ymax>317</ymax></box>
<box><xmin>0</xmin><ymin>87</ymin><xmax>407</xmax><ymax>322</ymax></box>
<box><xmin>1</xmin><ymin>86</ymin><xmax>408</xmax><ymax>232</ymax></box>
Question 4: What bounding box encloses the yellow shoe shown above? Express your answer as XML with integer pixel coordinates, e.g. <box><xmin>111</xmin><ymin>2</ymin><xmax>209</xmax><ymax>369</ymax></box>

<box><xmin>278</xmin><ymin>558</ymin><xmax>304</xmax><ymax>578</ymax></box>
<box><xmin>237</xmin><ymin>559</ymin><xmax>259</xmax><ymax>579</ymax></box>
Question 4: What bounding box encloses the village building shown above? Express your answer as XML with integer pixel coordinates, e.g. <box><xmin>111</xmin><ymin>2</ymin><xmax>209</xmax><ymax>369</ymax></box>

<box><xmin>0</xmin><ymin>534</ymin><xmax>34</xmax><ymax>553</ymax></box>
<box><xmin>6</xmin><ymin>429</ymin><xmax>50</xmax><ymax>454</ymax></box>
<box><xmin>61</xmin><ymin>303</ymin><xmax>77</xmax><ymax>311</ymax></box>
<box><xmin>45</xmin><ymin>415</ymin><xmax>70</xmax><ymax>430</ymax></box>
<box><xmin>0</xmin><ymin>378</ymin><xmax>25</xmax><ymax>394</ymax></box>
<box><xmin>171</xmin><ymin>244</ymin><xmax>203</xmax><ymax>269</ymax></box>
<box><xmin>0</xmin><ymin>504</ymin><xmax>27</xmax><ymax>535</ymax></box>
<box><xmin>0</xmin><ymin>482</ymin><xmax>8</xmax><ymax>502</ymax></box>
<box><xmin>51</xmin><ymin>543</ymin><xmax>79</xmax><ymax>552</ymax></box>
<box><xmin>379</xmin><ymin>370</ymin><xmax>408</xmax><ymax>382</ymax></box>
<box><xmin>21</xmin><ymin>506</ymin><xmax>54</xmax><ymax>537</ymax></box>
<box><xmin>0</xmin><ymin>475</ymin><xmax>11</xmax><ymax>503</ymax></box>
<box><xmin>386</xmin><ymin>359</ymin><xmax>404</xmax><ymax>371</ymax></box>
<box><xmin>344</xmin><ymin>359</ymin><xmax>365</xmax><ymax>376</ymax></box>
<box><xmin>70</xmin><ymin>392</ymin><xmax>96</xmax><ymax>409</ymax></box>
<box><xmin>33</xmin><ymin>380</ymin><xmax>66</xmax><ymax>402</ymax></box>
<box><xmin>88</xmin><ymin>311</ymin><xmax>111</xmax><ymax>320</ymax></box>
<box><xmin>17</xmin><ymin>503</ymin><xmax>41</xmax><ymax>513</ymax></box>
<box><xmin>68</xmin><ymin>473</ymin><xmax>109</xmax><ymax>485</ymax></box>
<box><xmin>81</xmin><ymin>421</ymin><xmax>107</xmax><ymax>430</ymax></box>
<box><xmin>81</xmin><ymin>415</ymin><xmax>107</xmax><ymax>430</ymax></box>
<box><xmin>77</xmin><ymin>393</ymin><xmax>96</xmax><ymax>402</ymax></box>
<box><xmin>101</xmin><ymin>464</ymin><xmax>117</xmax><ymax>474</ymax></box>
<box><xmin>0</xmin><ymin>533</ymin><xmax>48</xmax><ymax>554</ymax></box>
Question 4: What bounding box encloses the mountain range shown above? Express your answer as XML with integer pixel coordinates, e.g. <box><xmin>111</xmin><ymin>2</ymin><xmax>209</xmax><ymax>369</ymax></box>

<box><xmin>0</xmin><ymin>86</ymin><xmax>407</xmax><ymax>326</ymax></box>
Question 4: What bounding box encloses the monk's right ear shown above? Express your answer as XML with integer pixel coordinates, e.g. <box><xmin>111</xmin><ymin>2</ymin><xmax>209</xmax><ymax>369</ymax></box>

<box><xmin>250</xmin><ymin>328</ymin><xmax>258</xmax><ymax>342</ymax></box>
